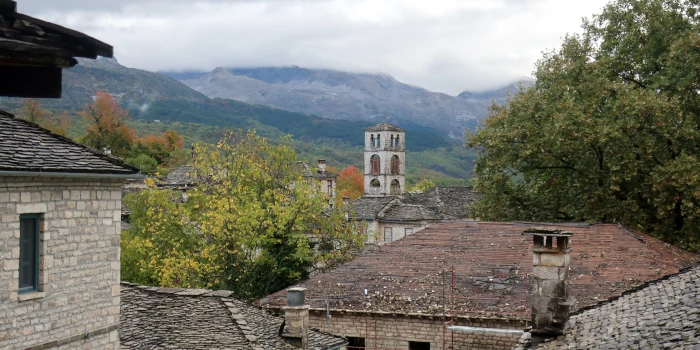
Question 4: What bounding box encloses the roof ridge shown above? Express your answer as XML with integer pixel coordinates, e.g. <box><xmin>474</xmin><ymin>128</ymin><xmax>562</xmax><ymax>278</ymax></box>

<box><xmin>220</xmin><ymin>297</ymin><xmax>259</xmax><ymax>349</ymax></box>
<box><xmin>119</xmin><ymin>281</ymin><xmax>233</xmax><ymax>297</ymax></box>
<box><xmin>1</xmin><ymin>110</ymin><xmax>139</xmax><ymax>174</ymax></box>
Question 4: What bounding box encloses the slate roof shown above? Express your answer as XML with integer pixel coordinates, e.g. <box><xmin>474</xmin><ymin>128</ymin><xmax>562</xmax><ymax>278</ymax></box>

<box><xmin>523</xmin><ymin>264</ymin><xmax>700</xmax><ymax>349</ymax></box>
<box><xmin>349</xmin><ymin>196</ymin><xmax>397</xmax><ymax>220</ymax></box>
<box><xmin>404</xmin><ymin>186</ymin><xmax>480</xmax><ymax>219</ymax></box>
<box><xmin>379</xmin><ymin>203</ymin><xmax>443</xmax><ymax>222</ymax></box>
<box><xmin>161</xmin><ymin>165</ymin><xmax>198</xmax><ymax>187</ymax></box>
<box><xmin>0</xmin><ymin>111</ymin><xmax>139</xmax><ymax>175</ymax></box>
<box><xmin>260</xmin><ymin>221</ymin><xmax>698</xmax><ymax>320</ymax></box>
<box><xmin>298</xmin><ymin>162</ymin><xmax>338</xmax><ymax>179</ymax></box>
<box><xmin>120</xmin><ymin>283</ymin><xmax>347</xmax><ymax>350</ymax></box>
<box><xmin>364</xmin><ymin>122</ymin><xmax>404</xmax><ymax>132</ymax></box>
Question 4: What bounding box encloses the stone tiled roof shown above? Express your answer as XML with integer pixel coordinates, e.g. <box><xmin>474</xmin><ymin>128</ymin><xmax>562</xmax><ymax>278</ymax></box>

<box><xmin>349</xmin><ymin>196</ymin><xmax>397</xmax><ymax>220</ymax></box>
<box><xmin>120</xmin><ymin>283</ymin><xmax>346</xmax><ymax>350</ymax></box>
<box><xmin>379</xmin><ymin>203</ymin><xmax>443</xmax><ymax>222</ymax></box>
<box><xmin>364</xmin><ymin>122</ymin><xmax>404</xmax><ymax>132</ymax></box>
<box><xmin>523</xmin><ymin>264</ymin><xmax>700</xmax><ymax>349</ymax></box>
<box><xmin>403</xmin><ymin>186</ymin><xmax>480</xmax><ymax>219</ymax></box>
<box><xmin>298</xmin><ymin>162</ymin><xmax>338</xmax><ymax>179</ymax></box>
<box><xmin>161</xmin><ymin>165</ymin><xmax>198</xmax><ymax>187</ymax></box>
<box><xmin>0</xmin><ymin>111</ymin><xmax>139</xmax><ymax>175</ymax></box>
<box><xmin>260</xmin><ymin>222</ymin><xmax>698</xmax><ymax>320</ymax></box>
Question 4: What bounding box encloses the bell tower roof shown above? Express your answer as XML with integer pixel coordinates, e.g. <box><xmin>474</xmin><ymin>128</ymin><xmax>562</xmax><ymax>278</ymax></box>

<box><xmin>364</xmin><ymin>122</ymin><xmax>405</xmax><ymax>132</ymax></box>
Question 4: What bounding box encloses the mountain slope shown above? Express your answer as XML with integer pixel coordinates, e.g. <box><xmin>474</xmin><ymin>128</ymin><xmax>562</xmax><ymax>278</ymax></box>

<box><xmin>166</xmin><ymin>66</ymin><xmax>486</xmax><ymax>139</ymax></box>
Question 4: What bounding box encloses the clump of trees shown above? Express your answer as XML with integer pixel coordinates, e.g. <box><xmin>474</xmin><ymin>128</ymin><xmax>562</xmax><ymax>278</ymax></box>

<box><xmin>18</xmin><ymin>99</ymin><xmax>72</xmax><ymax>136</ymax></box>
<box><xmin>122</xmin><ymin>131</ymin><xmax>365</xmax><ymax>300</ymax></box>
<box><xmin>468</xmin><ymin>0</ymin><xmax>700</xmax><ymax>251</ymax></box>
<box><xmin>79</xmin><ymin>91</ymin><xmax>187</xmax><ymax>172</ymax></box>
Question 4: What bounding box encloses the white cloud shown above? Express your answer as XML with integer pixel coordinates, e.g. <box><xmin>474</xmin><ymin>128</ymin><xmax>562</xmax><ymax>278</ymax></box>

<box><xmin>21</xmin><ymin>0</ymin><xmax>609</xmax><ymax>94</ymax></box>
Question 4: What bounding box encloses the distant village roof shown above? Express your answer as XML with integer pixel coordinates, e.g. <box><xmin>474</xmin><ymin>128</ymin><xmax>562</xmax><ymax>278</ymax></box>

<box><xmin>521</xmin><ymin>264</ymin><xmax>700</xmax><ymax>349</ymax></box>
<box><xmin>161</xmin><ymin>165</ymin><xmax>198</xmax><ymax>187</ymax></box>
<box><xmin>0</xmin><ymin>111</ymin><xmax>139</xmax><ymax>175</ymax></box>
<box><xmin>120</xmin><ymin>283</ymin><xmax>347</xmax><ymax>350</ymax></box>
<box><xmin>404</xmin><ymin>186</ymin><xmax>480</xmax><ymax>219</ymax></box>
<box><xmin>364</xmin><ymin>122</ymin><xmax>405</xmax><ymax>132</ymax></box>
<box><xmin>298</xmin><ymin>162</ymin><xmax>338</xmax><ymax>179</ymax></box>
<box><xmin>260</xmin><ymin>222</ymin><xmax>698</xmax><ymax>320</ymax></box>
<box><xmin>350</xmin><ymin>186</ymin><xmax>479</xmax><ymax>221</ymax></box>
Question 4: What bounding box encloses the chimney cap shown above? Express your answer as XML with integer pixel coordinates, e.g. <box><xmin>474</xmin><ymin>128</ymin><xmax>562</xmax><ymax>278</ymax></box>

<box><xmin>522</xmin><ymin>228</ymin><xmax>573</xmax><ymax>237</ymax></box>
<box><xmin>287</xmin><ymin>287</ymin><xmax>306</xmax><ymax>307</ymax></box>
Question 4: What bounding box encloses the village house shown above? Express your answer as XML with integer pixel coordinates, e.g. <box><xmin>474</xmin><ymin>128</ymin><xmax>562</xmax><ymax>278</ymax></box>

<box><xmin>0</xmin><ymin>2</ymin><xmax>145</xmax><ymax>349</ymax></box>
<box><xmin>260</xmin><ymin>221</ymin><xmax>699</xmax><ymax>350</ymax></box>
<box><xmin>350</xmin><ymin>122</ymin><xmax>479</xmax><ymax>244</ymax></box>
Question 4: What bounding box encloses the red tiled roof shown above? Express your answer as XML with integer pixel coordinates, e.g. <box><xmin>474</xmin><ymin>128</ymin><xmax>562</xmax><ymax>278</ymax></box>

<box><xmin>260</xmin><ymin>221</ymin><xmax>698</xmax><ymax>320</ymax></box>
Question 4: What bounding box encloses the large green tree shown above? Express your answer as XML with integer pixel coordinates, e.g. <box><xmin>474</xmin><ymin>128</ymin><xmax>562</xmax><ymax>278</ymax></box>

<box><xmin>122</xmin><ymin>131</ymin><xmax>365</xmax><ymax>300</ymax></box>
<box><xmin>468</xmin><ymin>0</ymin><xmax>700</xmax><ymax>251</ymax></box>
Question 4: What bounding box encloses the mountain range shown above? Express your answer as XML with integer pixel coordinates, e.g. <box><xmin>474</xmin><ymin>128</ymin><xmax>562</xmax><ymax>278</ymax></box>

<box><xmin>164</xmin><ymin>66</ymin><xmax>534</xmax><ymax>139</ymax></box>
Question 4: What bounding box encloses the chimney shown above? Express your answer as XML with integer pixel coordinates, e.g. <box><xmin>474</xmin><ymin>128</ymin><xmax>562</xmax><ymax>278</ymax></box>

<box><xmin>317</xmin><ymin>159</ymin><xmax>326</xmax><ymax>173</ymax></box>
<box><xmin>523</xmin><ymin>228</ymin><xmax>573</xmax><ymax>344</ymax></box>
<box><xmin>283</xmin><ymin>287</ymin><xmax>309</xmax><ymax>348</ymax></box>
<box><xmin>103</xmin><ymin>147</ymin><xmax>112</xmax><ymax>155</ymax></box>
<box><xmin>342</xmin><ymin>196</ymin><xmax>350</xmax><ymax>205</ymax></box>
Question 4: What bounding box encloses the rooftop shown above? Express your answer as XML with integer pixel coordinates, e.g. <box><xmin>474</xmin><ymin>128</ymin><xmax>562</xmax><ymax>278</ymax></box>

<box><xmin>364</xmin><ymin>122</ymin><xmax>405</xmax><ymax>132</ymax></box>
<box><xmin>260</xmin><ymin>221</ymin><xmax>698</xmax><ymax>320</ymax></box>
<box><xmin>298</xmin><ymin>161</ymin><xmax>338</xmax><ymax>179</ymax></box>
<box><xmin>526</xmin><ymin>264</ymin><xmax>700</xmax><ymax>349</ymax></box>
<box><xmin>160</xmin><ymin>165</ymin><xmax>198</xmax><ymax>187</ymax></box>
<box><xmin>0</xmin><ymin>111</ymin><xmax>139</xmax><ymax>175</ymax></box>
<box><xmin>120</xmin><ymin>283</ymin><xmax>346</xmax><ymax>350</ymax></box>
<box><xmin>404</xmin><ymin>186</ymin><xmax>480</xmax><ymax>219</ymax></box>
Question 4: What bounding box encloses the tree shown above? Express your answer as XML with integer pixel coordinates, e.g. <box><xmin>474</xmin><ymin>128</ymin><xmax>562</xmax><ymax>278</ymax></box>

<box><xmin>337</xmin><ymin>165</ymin><xmax>364</xmax><ymax>200</ymax></box>
<box><xmin>131</xmin><ymin>130</ymin><xmax>186</xmax><ymax>166</ymax></box>
<box><xmin>125</xmin><ymin>153</ymin><xmax>158</xmax><ymax>173</ymax></box>
<box><xmin>467</xmin><ymin>0</ymin><xmax>700</xmax><ymax>252</ymax></box>
<box><xmin>122</xmin><ymin>131</ymin><xmax>365</xmax><ymax>300</ymax></box>
<box><xmin>18</xmin><ymin>99</ymin><xmax>72</xmax><ymax>136</ymax></box>
<box><xmin>410</xmin><ymin>179</ymin><xmax>436</xmax><ymax>192</ymax></box>
<box><xmin>80</xmin><ymin>91</ymin><xmax>134</xmax><ymax>157</ymax></box>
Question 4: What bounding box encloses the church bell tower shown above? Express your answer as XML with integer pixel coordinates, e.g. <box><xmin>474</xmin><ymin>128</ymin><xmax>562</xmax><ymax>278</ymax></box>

<box><xmin>363</xmin><ymin>122</ymin><xmax>405</xmax><ymax>197</ymax></box>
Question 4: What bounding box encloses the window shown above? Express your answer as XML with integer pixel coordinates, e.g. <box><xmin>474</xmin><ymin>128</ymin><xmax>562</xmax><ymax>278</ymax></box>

<box><xmin>370</xmin><ymin>155</ymin><xmax>381</xmax><ymax>175</ymax></box>
<box><xmin>370</xmin><ymin>179</ymin><xmax>381</xmax><ymax>187</ymax></box>
<box><xmin>409</xmin><ymin>341</ymin><xmax>430</xmax><ymax>350</ymax></box>
<box><xmin>347</xmin><ymin>337</ymin><xmax>365</xmax><ymax>349</ymax></box>
<box><xmin>390</xmin><ymin>179</ymin><xmax>401</xmax><ymax>195</ymax></box>
<box><xmin>390</xmin><ymin>155</ymin><xmax>400</xmax><ymax>174</ymax></box>
<box><xmin>405</xmin><ymin>228</ymin><xmax>414</xmax><ymax>236</ymax></box>
<box><xmin>327</xmin><ymin>180</ymin><xmax>333</xmax><ymax>196</ymax></box>
<box><xmin>375</xmin><ymin>134</ymin><xmax>381</xmax><ymax>148</ymax></box>
<box><xmin>370</xmin><ymin>134</ymin><xmax>374</xmax><ymax>148</ymax></box>
<box><xmin>19</xmin><ymin>214</ymin><xmax>40</xmax><ymax>294</ymax></box>
<box><xmin>395</xmin><ymin>135</ymin><xmax>400</xmax><ymax>147</ymax></box>
<box><xmin>384</xmin><ymin>227</ymin><xmax>392</xmax><ymax>242</ymax></box>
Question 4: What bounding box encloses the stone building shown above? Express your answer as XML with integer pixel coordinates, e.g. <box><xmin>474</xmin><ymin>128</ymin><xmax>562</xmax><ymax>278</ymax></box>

<box><xmin>0</xmin><ymin>112</ymin><xmax>141</xmax><ymax>349</ymax></box>
<box><xmin>260</xmin><ymin>221</ymin><xmax>698</xmax><ymax>349</ymax></box>
<box><xmin>0</xmin><ymin>2</ymin><xmax>140</xmax><ymax>349</ymax></box>
<box><xmin>299</xmin><ymin>160</ymin><xmax>339</xmax><ymax>201</ymax></box>
<box><xmin>120</xmin><ymin>283</ymin><xmax>347</xmax><ymax>349</ymax></box>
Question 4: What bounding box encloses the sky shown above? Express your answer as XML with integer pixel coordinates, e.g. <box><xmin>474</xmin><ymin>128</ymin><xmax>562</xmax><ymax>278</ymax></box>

<box><xmin>19</xmin><ymin>0</ymin><xmax>610</xmax><ymax>95</ymax></box>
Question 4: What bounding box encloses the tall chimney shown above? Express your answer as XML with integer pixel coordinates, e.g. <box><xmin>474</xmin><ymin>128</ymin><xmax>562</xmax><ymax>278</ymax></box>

<box><xmin>523</xmin><ymin>228</ymin><xmax>572</xmax><ymax>344</ymax></box>
<box><xmin>283</xmin><ymin>287</ymin><xmax>309</xmax><ymax>348</ymax></box>
<box><xmin>317</xmin><ymin>159</ymin><xmax>326</xmax><ymax>173</ymax></box>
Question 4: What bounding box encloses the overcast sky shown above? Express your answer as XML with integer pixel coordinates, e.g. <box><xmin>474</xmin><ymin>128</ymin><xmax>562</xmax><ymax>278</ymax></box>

<box><xmin>19</xmin><ymin>0</ymin><xmax>609</xmax><ymax>94</ymax></box>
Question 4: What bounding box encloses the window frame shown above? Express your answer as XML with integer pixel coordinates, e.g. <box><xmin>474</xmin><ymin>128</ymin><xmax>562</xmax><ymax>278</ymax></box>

<box><xmin>18</xmin><ymin>213</ymin><xmax>41</xmax><ymax>294</ymax></box>
<box><xmin>384</xmin><ymin>227</ymin><xmax>392</xmax><ymax>242</ymax></box>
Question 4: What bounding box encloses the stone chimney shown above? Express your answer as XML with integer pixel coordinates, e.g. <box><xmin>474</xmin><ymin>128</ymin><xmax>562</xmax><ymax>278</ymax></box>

<box><xmin>283</xmin><ymin>287</ymin><xmax>309</xmax><ymax>348</ymax></box>
<box><xmin>317</xmin><ymin>159</ymin><xmax>326</xmax><ymax>173</ymax></box>
<box><xmin>103</xmin><ymin>147</ymin><xmax>111</xmax><ymax>155</ymax></box>
<box><xmin>523</xmin><ymin>228</ymin><xmax>573</xmax><ymax>343</ymax></box>
<box><xmin>342</xmin><ymin>196</ymin><xmax>350</xmax><ymax>205</ymax></box>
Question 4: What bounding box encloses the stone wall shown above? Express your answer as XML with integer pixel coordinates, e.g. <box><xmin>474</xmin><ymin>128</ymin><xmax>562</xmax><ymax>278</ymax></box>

<box><xmin>308</xmin><ymin>310</ymin><xmax>524</xmax><ymax>350</ymax></box>
<box><xmin>0</xmin><ymin>176</ymin><xmax>123</xmax><ymax>350</ymax></box>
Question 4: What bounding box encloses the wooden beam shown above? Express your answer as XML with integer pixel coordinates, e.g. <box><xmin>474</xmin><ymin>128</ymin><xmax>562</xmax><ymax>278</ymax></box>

<box><xmin>0</xmin><ymin>65</ymin><xmax>62</xmax><ymax>98</ymax></box>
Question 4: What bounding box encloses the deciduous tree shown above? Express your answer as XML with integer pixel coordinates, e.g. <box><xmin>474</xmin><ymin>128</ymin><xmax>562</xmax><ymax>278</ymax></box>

<box><xmin>123</xmin><ymin>132</ymin><xmax>365</xmax><ymax>299</ymax></box>
<box><xmin>18</xmin><ymin>99</ymin><xmax>72</xmax><ymax>136</ymax></box>
<box><xmin>337</xmin><ymin>165</ymin><xmax>364</xmax><ymax>200</ymax></box>
<box><xmin>80</xmin><ymin>91</ymin><xmax>134</xmax><ymax>157</ymax></box>
<box><xmin>468</xmin><ymin>0</ymin><xmax>700</xmax><ymax>251</ymax></box>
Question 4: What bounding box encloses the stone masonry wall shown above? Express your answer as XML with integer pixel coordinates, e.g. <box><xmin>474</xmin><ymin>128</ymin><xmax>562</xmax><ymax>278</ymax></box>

<box><xmin>308</xmin><ymin>311</ymin><xmax>524</xmax><ymax>350</ymax></box>
<box><xmin>0</xmin><ymin>176</ymin><xmax>123</xmax><ymax>350</ymax></box>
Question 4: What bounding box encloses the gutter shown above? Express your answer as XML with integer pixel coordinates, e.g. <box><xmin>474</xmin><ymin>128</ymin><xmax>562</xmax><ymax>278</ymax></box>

<box><xmin>0</xmin><ymin>170</ymin><xmax>144</xmax><ymax>179</ymax></box>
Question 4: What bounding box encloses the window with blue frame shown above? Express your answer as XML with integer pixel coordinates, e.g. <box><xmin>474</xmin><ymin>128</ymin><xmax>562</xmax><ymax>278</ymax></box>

<box><xmin>18</xmin><ymin>214</ymin><xmax>40</xmax><ymax>294</ymax></box>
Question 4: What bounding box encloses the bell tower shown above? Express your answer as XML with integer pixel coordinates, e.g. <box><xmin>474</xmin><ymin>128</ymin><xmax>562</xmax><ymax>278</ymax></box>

<box><xmin>363</xmin><ymin>122</ymin><xmax>405</xmax><ymax>197</ymax></box>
